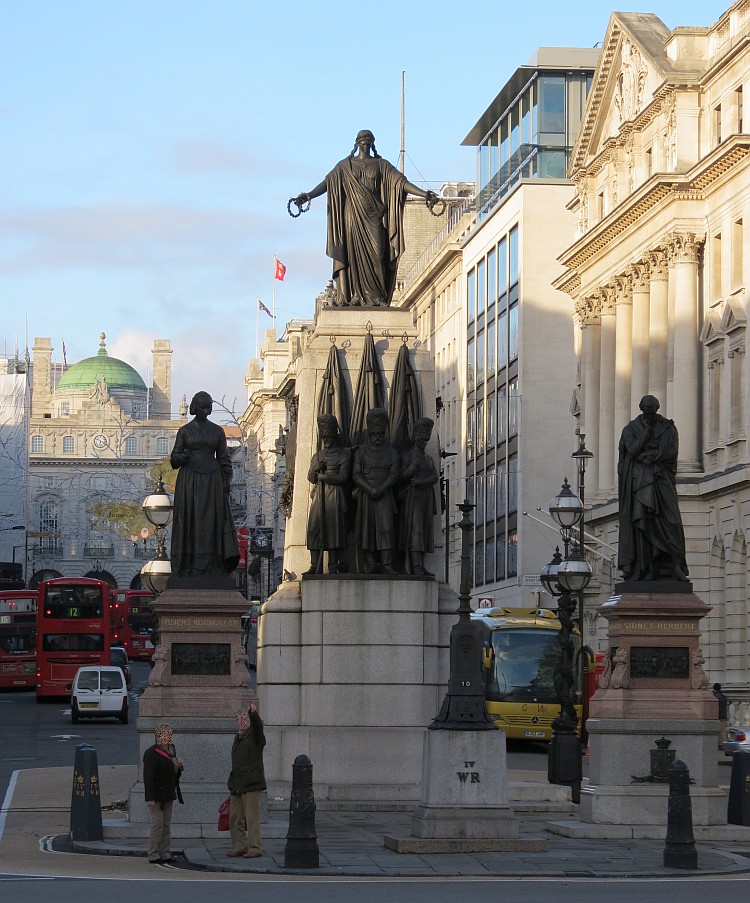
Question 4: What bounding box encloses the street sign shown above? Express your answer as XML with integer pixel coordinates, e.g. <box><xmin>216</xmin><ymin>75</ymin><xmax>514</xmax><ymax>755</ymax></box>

<box><xmin>522</xmin><ymin>574</ymin><xmax>542</xmax><ymax>586</ymax></box>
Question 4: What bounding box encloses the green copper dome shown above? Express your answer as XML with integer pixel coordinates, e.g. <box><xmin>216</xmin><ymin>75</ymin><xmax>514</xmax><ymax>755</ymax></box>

<box><xmin>56</xmin><ymin>333</ymin><xmax>147</xmax><ymax>394</ymax></box>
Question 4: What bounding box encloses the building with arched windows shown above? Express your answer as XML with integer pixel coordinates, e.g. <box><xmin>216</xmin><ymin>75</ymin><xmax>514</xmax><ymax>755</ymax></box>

<box><xmin>23</xmin><ymin>333</ymin><xmax>183</xmax><ymax>588</ymax></box>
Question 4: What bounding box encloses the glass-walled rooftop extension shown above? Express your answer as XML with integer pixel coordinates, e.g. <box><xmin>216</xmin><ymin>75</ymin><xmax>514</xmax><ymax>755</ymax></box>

<box><xmin>463</xmin><ymin>48</ymin><xmax>599</xmax><ymax>220</ymax></box>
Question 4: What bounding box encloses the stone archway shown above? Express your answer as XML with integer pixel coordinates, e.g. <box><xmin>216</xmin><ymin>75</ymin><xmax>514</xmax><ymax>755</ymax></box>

<box><xmin>28</xmin><ymin>568</ymin><xmax>63</xmax><ymax>589</ymax></box>
<box><xmin>84</xmin><ymin>569</ymin><xmax>117</xmax><ymax>587</ymax></box>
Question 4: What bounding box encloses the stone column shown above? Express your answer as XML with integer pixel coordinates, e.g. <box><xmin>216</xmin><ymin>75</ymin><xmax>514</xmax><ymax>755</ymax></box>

<box><xmin>577</xmin><ymin>297</ymin><xmax>601</xmax><ymax>494</ymax></box>
<box><xmin>614</xmin><ymin>275</ymin><xmax>633</xmax><ymax>458</ymax></box>
<box><xmin>598</xmin><ymin>288</ymin><xmax>617</xmax><ymax>499</ymax></box>
<box><xmin>629</xmin><ymin>261</ymin><xmax>650</xmax><ymax>410</ymax></box>
<box><xmin>647</xmin><ymin>249</ymin><xmax>669</xmax><ymax>406</ymax></box>
<box><xmin>669</xmin><ymin>232</ymin><xmax>703</xmax><ymax>472</ymax></box>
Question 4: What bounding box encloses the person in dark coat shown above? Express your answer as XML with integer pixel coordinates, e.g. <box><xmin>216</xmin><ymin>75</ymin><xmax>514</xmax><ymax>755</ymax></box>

<box><xmin>226</xmin><ymin>705</ymin><xmax>266</xmax><ymax>858</ymax></box>
<box><xmin>713</xmin><ymin>682</ymin><xmax>729</xmax><ymax>746</ymax></box>
<box><xmin>143</xmin><ymin>723</ymin><xmax>183</xmax><ymax>864</ymax></box>
<box><xmin>169</xmin><ymin>390</ymin><xmax>240</xmax><ymax>579</ymax></box>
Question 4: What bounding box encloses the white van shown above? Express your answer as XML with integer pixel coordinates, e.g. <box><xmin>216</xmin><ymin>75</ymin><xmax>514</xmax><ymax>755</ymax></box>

<box><xmin>71</xmin><ymin>666</ymin><xmax>129</xmax><ymax>724</ymax></box>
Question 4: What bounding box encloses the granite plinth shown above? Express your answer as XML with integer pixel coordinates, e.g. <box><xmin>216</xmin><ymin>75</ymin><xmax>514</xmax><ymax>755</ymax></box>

<box><xmin>259</xmin><ymin>576</ymin><xmax>455</xmax><ymax>803</ymax></box>
<box><xmin>127</xmin><ymin>587</ymin><xmax>257</xmax><ymax>830</ymax></box>
<box><xmin>582</xmin><ymin>589</ymin><xmax>722</xmax><ymax>827</ymax></box>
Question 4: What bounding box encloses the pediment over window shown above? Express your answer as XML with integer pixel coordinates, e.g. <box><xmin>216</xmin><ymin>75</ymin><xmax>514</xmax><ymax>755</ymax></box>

<box><xmin>720</xmin><ymin>295</ymin><xmax>747</xmax><ymax>336</ymax></box>
<box><xmin>700</xmin><ymin>309</ymin><xmax>724</xmax><ymax>346</ymax></box>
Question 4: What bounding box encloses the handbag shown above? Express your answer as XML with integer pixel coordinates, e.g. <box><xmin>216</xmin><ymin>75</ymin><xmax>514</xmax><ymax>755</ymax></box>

<box><xmin>218</xmin><ymin>797</ymin><xmax>231</xmax><ymax>832</ymax></box>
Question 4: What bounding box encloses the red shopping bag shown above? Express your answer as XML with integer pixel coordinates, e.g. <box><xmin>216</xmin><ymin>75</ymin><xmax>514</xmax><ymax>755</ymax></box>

<box><xmin>218</xmin><ymin>797</ymin><xmax>231</xmax><ymax>832</ymax></box>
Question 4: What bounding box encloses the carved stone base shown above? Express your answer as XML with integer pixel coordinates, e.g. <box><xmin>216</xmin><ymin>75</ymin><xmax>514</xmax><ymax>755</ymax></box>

<box><xmin>126</xmin><ymin>587</ymin><xmax>257</xmax><ymax>832</ymax></box>
<box><xmin>581</xmin><ymin>590</ymin><xmax>723</xmax><ymax>827</ymax></box>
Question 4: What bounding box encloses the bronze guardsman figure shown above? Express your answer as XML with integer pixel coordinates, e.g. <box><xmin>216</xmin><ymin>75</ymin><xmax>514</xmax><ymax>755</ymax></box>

<box><xmin>352</xmin><ymin>408</ymin><xmax>400</xmax><ymax>574</ymax></box>
<box><xmin>617</xmin><ymin>395</ymin><xmax>688</xmax><ymax>582</ymax></box>
<box><xmin>305</xmin><ymin>414</ymin><xmax>352</xmax><ymax>575</ymax></box>
<box><xmin>399</xmin><ymin>417</ymin><xmax>439</xmax><ymax>575</ymax></box>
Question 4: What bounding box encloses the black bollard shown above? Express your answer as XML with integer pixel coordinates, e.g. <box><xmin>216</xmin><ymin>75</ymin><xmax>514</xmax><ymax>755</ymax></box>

<box><xmin>284</xmin><ymin>754</ymin><xmax>319</xmax><ymax>869</ymax></box>
<box><xmin>70</xmin><ymin>744</ymin><xmax>103</xmax><ymax>842</ymax></box>
<box><xmin>663</xmin><ymin>759</ymin><xmax>697</xmax><ymax>869</ymax></box>
<box><xmin>727</xmin><ymin>749</ymin><xmax>750</xmax><ymax>825</ymax></box>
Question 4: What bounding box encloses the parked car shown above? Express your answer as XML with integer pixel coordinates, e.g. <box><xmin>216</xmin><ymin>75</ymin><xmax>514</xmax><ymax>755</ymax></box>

<box><xmin>723</xmin><ymin>726</ymin><xmax>750</xmax><ymax>757</ymax></box>
<box><xmin>109</xmin><ymin>646</ymin><xmax>132</xmax><ymax>689</ymax></box>
<box><xmin>71</xmin><ymin>666</ymin><xmax>129</xmax><ymax>724</ymax></box>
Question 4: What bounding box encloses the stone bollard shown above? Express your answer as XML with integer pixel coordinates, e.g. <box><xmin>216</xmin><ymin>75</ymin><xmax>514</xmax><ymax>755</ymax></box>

<box><xmin>650</xmin><ymin>737</ymin><xmax>676</xmax><ymax>782</ymax></box>
<box><xmin>284</xmin><ymin>754</ymin><xmax>319</xmax><ymax>869</ymax></box>
<box><xmin>70</xmin><ymin>744</ymin><xmax>103</xmax><ymax>842</ymax></box>
<box><xmin>727</xmin><ymin>749</ymin><xmax>750</xmax><ymax>826</ymax></box>
<box><xmin>663</xmin><ymin>759</ymin><xmax>697</xmax><ymax>870</ymax></box>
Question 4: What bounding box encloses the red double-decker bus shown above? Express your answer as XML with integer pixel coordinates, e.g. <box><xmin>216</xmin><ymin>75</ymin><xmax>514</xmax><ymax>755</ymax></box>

<box><xmin>110</xmin><ymin>589</ymin><xmax>156</xmax><ymax>659</ymax></box>
<box><xmin>36</xmin><ymin>577</ymin><xmax>111</xmax><ymax>699</ymax></box>
<box><xmin>0</xmin><ymin>590</ymin><xmax>38</xmax><ymax>690</ymax></box>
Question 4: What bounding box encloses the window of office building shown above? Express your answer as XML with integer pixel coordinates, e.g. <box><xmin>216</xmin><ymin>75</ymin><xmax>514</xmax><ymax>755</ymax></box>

<box><xmin>497</xmin><ymin>459</ymin><xmax>507</xmax><ymax>515</ymax></box>
<box><xmin>508</xmin><ymin>379</ymin><xmax>519</xmax><ymax>436</ymax></box>
<box><xmin>476</xmin><ymin>400</ymin><xmax>485</xmax><ymax>456</ymax></box>
<box><xmin>498</xmin><ymin>310</ymin><xmax>508</xmax><ymax>368</ymax></box>
<box><xmin>477</xmin><ymin>331</ymin><xmax>485</xmax><ymax>386</ymax></box>
<box><xmin>62</xmin><ymin>436</ymin><xmax>74</xmax><ymax>454</ymax></box>
<box><xmin>509</xmin><ymin>227</ymin><xmax>518</xmax><ymax>288</ymax></box>
<box><xmin>475</xmin><ymin>540</ymin><xmax>485</xmax><ymax>587</ymax></box>
<box><xmin>487</xmin><ymin>319</ymin><xmax>496</xmax><ymax>373</ymax></box>
<box><xmin>485</xmin><ymin>537</ymin><xmax>495</xmax><ymax>583</ymax></box>
<box><xmin>487</xmin><ymin>247</ymin><xmax>497</xmax><ymax>310</ymax></box>
<box><xmin>39</xmin><ymin>501</ymin><xmax>58</xmax><ymax>553</ymax></box>
<box><xmin>31</xmin><ymin>435</ymin><xmax>44</xmax><ymax>454</ymax></box>
<box><xmin>508</xmin><ymin>454</ymin><xmax>519</xmax><ymax>513</ymax></box>
<box><xmin>507</xmin><ymin>532</ymin><xmax>518</xmax><ymax>577</ymax></box>
<box><xmin>476</xmin><ymin>473</ymin><xmax>485</xmax><ymax>524</ymax></box>
<box><xmin>467</xmin><ymin>338</ymin><xmax>475</xmax><ymax>394</ymax></box>
<box><xmin>487</xmin><ymin>392</ymin><xmax>496</xmax><ymax>448</ymax></box>
<box><xmin>486</xmin><ymin>465</ymin><xmax>496</xmax><ymax>521</ymax></box>
<box><xmin>497</xmin><ymin>388</ymin><xmax>507</xmax><ymax>442</ymax></box>
<box><xmin>477</xmin><ymin>258</ymin><xmax>486</xmax><ymax>317</ymax></box>
<box><xmin>496</xmin><ymin>534</ymin><xmax>506</xmax><ymax>581</ymax></box>
<box><xmin>60</xmin><ymin>402</ymin><xmax>70</xmax><ymax>416</ymax></box>
<box><xmin>467</xmin><ymin>268</ymin><xmax>476</xmax><ymax>323</ymax></box>
<box><xmin>467</xmin><ymin>407</ymin><xmax>475</xmax><ymax>459</ymax></box>
<box><xmin>157</xmin><ymin>437</ymin><xmax>170</xmax><ymax>456</ymax></box>
<box><xmin>125</xmin><ymin>436</ymin><xmax>138</xmax><ymax>456</ymax></box>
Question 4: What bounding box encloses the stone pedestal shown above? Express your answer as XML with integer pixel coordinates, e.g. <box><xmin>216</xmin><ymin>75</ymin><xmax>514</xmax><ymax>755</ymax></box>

<box><xmin>124</xmin><ymin>587</ymin><xmax>258</xmax><ymax>837</ymax></box>
<box><xmin>258</xmin><ymin>575</ymin><xmax>456</xmax><ymax>804</ymax></box>
<box><xmin>579</xmin><ymin>588</ymin><xmax>725</xmax><ymax>830</ymax></box>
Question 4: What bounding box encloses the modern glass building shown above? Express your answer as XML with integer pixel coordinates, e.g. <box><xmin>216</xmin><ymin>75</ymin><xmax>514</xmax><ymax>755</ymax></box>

<box><xmin>464</xmin><ymin>48</ymin><xmax>597</xmax><ymax>222</ymax></box>
<box><xmin>461</xmin><ymin>48</ymin><xmax>599</xmax><ymax>604</ymax></box>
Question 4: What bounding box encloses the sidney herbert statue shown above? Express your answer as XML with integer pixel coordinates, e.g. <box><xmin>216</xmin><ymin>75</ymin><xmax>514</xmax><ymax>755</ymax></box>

<box><xmin>305</xmin><ymin>414</ymin><xmax>352</xmax><ymax>575</ymax></box>
<box><xmin>617</xmin><ymin>395</ymin><xmax>689</xmax><ymax>583</ymax></box>
<box><xmin>290</xmin><ymin>129</ymin><xmax>441</xmax><ymax>307</ymax></box>
<box><xmin>169</xmin><ymin>391</ymin><xmax>240</xmax><ymax>579</ymax></box>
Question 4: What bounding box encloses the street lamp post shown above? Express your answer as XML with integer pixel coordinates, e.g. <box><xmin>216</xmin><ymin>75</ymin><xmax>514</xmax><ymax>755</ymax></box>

<box><xmin>570</xmin><ymin>431</ymin><xmax>594</xmax><ymax>741</ymax></box>
<box><xmin>140</xmin><ymin>479</ymin><xmax>173</xmax><ymax>596</ymax></box>
<box><xmin>540</xmin><ymin>478</ymin><xmax>592</xmax><ymax>804</ymax></box>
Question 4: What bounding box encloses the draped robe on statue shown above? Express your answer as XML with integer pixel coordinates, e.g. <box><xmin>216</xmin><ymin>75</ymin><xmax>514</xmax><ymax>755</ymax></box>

<box><xmin>324</xmin><ymin>155</ymin><xmax>407</xmax><ymax>307</ymax></box>
<box><xmin>617</xmin><ymin>412</ymin><xmax>688</xmax><ymax>581</ymax></box>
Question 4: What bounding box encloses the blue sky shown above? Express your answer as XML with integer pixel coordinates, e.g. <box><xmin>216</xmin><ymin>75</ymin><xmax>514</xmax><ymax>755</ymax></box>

<box><xmin>0</xmin><ymin>0</ymin><xmax>731</xmax><ymax>417</ymax></box>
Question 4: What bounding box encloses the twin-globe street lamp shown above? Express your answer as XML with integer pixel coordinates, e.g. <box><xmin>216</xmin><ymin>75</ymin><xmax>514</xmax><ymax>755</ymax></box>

<box><xmin>140</xmin><ymin>478</ymin><xmax>173</xmax><ymax>596</ymax></box>
<box><xmin>540</xmin><ymin>474</ymin><xmax>592</xmax><ymax>805</ymax></box>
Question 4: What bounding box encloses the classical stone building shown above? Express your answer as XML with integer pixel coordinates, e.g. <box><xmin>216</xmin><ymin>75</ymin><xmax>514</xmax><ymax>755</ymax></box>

<box><xmin>25</xmin><ymin>333</ymin><xmax>183</xmax><ymax>588</ymax></box>
<box><xmin>556</xmin><ymin>3</ymin><xmax>750</xmax><ymax>683</ymax></box>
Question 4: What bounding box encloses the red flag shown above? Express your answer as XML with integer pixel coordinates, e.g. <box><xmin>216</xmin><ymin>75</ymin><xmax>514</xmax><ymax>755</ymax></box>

<box><xmin>274</xmin><ymin>258</ymin><xmax>286</xmax><ymax>281</ymax></box>
<box><xmin>258</xmin><ymin>298</ymin><xmax>272</xmax><ymax>317</ymax></box>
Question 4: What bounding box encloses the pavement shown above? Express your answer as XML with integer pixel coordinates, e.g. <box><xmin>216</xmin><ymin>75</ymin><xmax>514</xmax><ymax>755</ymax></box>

<box><xmin>10</xmin><ymin>758</ymin><xmax>750</xmax><ymax>878</ymax></box>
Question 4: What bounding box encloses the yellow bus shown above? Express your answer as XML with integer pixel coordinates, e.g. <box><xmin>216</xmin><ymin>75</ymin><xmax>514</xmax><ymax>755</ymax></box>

<box><xmin>471</xmin><ymin>606</ymin><xmax>585</xmax><ymax>741</ymax></box>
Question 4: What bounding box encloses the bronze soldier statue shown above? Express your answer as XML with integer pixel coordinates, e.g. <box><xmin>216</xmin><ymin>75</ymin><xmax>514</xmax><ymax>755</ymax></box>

<box><xmin>305</xmin><ymin>414</ymin><xmax>351</xmax><ymax>575</ymax></box>
<box><xmin>399</xmin><ymin>417</ymin><xmax>438</xmax><ymax>575</ymax></box>
<box><xmin>352</xmin><ymin>408</ymin><xmax>400</xmax><ymax>574</ymax></box>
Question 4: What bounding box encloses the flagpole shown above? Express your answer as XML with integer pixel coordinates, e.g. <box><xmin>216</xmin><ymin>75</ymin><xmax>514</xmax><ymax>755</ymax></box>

<box><xmin>272</xmin><ymin>259</ymin><xmax>276</xmax><ymax>332</ymax></box>
<box><xmin>255</xmin><ymin>300</ymin><xmax>259</xmax><ymax>359</ymax></box>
